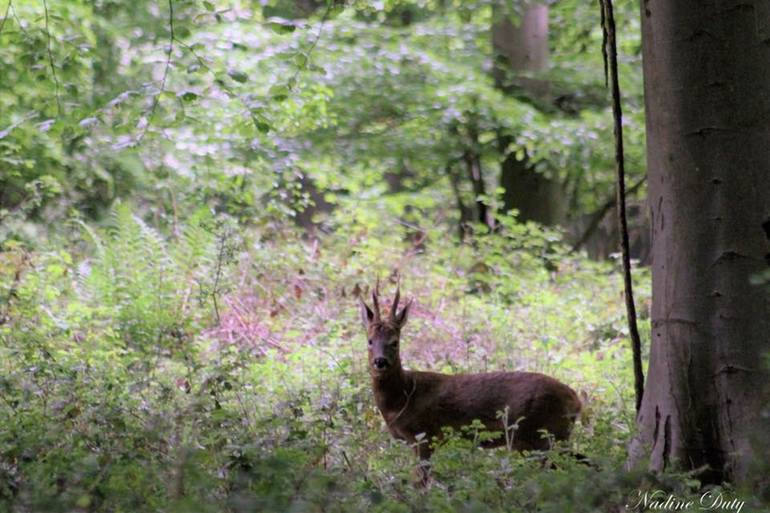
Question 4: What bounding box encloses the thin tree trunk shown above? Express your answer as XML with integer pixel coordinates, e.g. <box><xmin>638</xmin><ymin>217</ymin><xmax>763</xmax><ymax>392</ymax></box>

<box><xmin>460</xmin><ymin>119</ymin><xmax>493</xmax><ymax>230</ymax></box>
<box><xmin>447</xmin><ymin>164</ymin><xmax>474</xmax><ymax>240</ymax></box>
<box><xmin>628</xmin><ymin>0</ymin><xmax>770</xmax><ymax>484</ymax></box>
<box><xmin>463</xmin><ymin>149</ymin><xmax>489</xmax><ymax>229</ymax></box>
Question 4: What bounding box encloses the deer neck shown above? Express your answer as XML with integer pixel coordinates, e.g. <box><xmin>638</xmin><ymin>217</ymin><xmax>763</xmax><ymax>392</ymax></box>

<box><xmin>371</xmin><ymin>365</ymin><xmax>412</xmax><ymax>416</ymax></box>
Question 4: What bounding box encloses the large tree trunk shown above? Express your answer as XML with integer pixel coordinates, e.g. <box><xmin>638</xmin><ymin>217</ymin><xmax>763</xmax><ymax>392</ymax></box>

<box><xmin>628</xmin><ymin>0</ymin><xmax>770</xmax><ymax>484</ymax></box>
<box><xmin>498</xmin><ymin>147</ymin><xmax>565</xmax><ymax>225</ymax></box>
<box><xmin>492</xmin><ymin>3</ymin><xmax>565</xmax><ymax>225</ymax></box>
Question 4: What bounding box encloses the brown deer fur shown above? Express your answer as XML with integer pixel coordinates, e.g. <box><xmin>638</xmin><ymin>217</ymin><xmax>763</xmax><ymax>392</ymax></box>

<box><xmin>360</xmin><ymin>284</ymin><xmax>582</xmax><ymax>483</ymax></box>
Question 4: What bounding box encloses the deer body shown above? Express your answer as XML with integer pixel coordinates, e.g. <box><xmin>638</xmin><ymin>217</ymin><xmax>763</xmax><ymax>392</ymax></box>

<box><xmin>373</xmin><ymin>369</ymin><xmax>580</xmax><ymax>452</ymax></box>
<box><xmin>360</xmin><ymin>285</ymin><xmax>582</xmax><ymax>482</ymax></box>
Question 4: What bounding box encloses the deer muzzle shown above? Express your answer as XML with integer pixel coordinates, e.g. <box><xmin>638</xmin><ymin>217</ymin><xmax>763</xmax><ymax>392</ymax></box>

<box><xmin>372</xmin><ymin>357</ymin><xmax>389</xmax><ymax>370</ymax></box>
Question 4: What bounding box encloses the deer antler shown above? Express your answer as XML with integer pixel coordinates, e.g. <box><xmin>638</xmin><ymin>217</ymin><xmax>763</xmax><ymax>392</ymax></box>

<box><xmin>391</xmin><ymin>282</ymin><xmax>400</xmax><ymax>323</ymax></box>
<box><xmin>371</xmin><ymin>278</ymin><xmax>381</xmax><ymax>322</ymax></box>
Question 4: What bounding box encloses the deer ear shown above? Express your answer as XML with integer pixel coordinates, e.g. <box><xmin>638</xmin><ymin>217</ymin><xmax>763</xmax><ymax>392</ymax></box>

<box><xmin>395</xmin><ymin>299</ymin><xmax>412</xmax><ymax>328</ymax></box>
<box><xmin>360</xmin><ymin>298</ymin><xmax>375</xmax><ymax>327</ymax></box>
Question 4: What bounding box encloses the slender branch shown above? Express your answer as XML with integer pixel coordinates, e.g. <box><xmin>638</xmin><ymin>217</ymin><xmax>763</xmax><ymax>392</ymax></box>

<box><xmin>570</xmin><ymin>175</ymin><xmax>646</xmax><ymax>253</ymax></box>
<box><xmin>211</xmin><ymin>231</ymin><xmax>227</xmax><ymax>325</ymax></box>
<box><xmin>9</xmin><ymin>2</ymin><xmax>30</xmax><ymax>38</ymax></box>
<box><xmin>599</xmin><ymin>0</ymin><xmax>608</xmax><ymax>88</ymax></box>
<box><xmin>157</xmin><ymin>0</ymin><xmax>175</xmax><ymax>103</ymax></box>
<box><xmin>138</xmin><ymin>0</ymin><xmax>174</xmax><ymax>142</ymax></box>
<box><xmin>173</xmin><ymin>37</ymin><xmax>208</xmax><ymax>70</ymax></box>
<box><xmin>0</xmin><ymin>0</ymin><xmax>11</xmax><ymax>36</ymax></box>
<box><xmin>42</xmin><ymin>0</ymin><xmax>62</xmax><ymax>115</ymax></box>
<box><xmin>600</xmin><ymin>0</ymin><xmax>644</xmax><ymax>413</ymax></box>
<box><xmin>290</xmin><ymin>1</ymin><xmax>332</xmax><ymax>87</ymax></box>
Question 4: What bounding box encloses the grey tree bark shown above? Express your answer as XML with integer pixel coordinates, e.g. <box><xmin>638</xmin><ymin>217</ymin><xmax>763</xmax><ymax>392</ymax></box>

<box><xmin>492</xmin><ymin>3</ymin><xmax>549</xmax><ymax>86</ymax></box>
<box><xmin>628</xmin><ymin>0</ymin><xmax>770</xmax><ymax>484</ymax></box>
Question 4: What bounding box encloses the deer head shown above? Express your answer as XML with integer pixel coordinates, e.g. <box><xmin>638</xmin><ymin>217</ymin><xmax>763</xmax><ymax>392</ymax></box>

<box><xmin>359</xmin><ymin>281</ymin><xmax>412</xmax><ymax>375</ymax></box>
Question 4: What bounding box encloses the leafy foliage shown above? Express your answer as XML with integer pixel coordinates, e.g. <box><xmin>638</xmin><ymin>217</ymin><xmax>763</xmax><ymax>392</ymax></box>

<box><xmin>3</xmin><ymin>206</ymin><xmax>764</xmax><ymax>511</ymax></box>
<box><xmin>1</xmin><ymin>0</ymin><xmax>646</xmax><ymax>243</ymax></box>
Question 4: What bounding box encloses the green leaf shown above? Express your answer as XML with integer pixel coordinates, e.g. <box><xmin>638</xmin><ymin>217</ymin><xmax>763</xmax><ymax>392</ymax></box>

<box><xmin>203</xmin><ymin>1</ymin><xmax>215</xmax><ymax>11</ymax></box>
<box><xmin>251</xmin><ymin>115</ymin><xmax>271</xmax><ymax>133</ymax></box>
<box><xmin>294</xmin><ymin>54</ymin><xmax>308</xmax><ymax>67</ymax></box>
<box><xmin>269</xmin><ymin>84</ymin><xmax>290</xmax><ymax>101</ymax></box>
<box><xmin>177</xmin><ymin>90</ymin><xmax>199</xmax><ymax>102</ymax></box>
<box><xmin>227</xmin><ymin>69</ymin><xmax>249</xmax><ymax>83</ymax></box>
<box><xmin>266</xmin><ymin>17</ymin><xmax>297</xmax><ymax>34</ymax></box>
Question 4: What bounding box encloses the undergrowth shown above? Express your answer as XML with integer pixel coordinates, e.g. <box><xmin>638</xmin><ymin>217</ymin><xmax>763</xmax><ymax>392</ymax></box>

<box><xmin>1</xmin><ymin>207</ymin><xmax>765</xmax><ymax>513</ymax></box>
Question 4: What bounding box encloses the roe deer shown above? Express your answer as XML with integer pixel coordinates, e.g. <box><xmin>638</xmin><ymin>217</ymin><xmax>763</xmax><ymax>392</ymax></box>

<box><xmin>359</xmin><ymin>284</ymin><xmax>582</xmax><ymax>485</ymax></box>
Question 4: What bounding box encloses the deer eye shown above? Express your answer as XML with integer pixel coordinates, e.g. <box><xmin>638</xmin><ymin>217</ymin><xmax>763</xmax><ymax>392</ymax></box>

<box><xmin>389</xmin><ymin>339</ymin><xmax>399</xmax><ymax>347</ymax></box>
<box><xmin>368</xmin><ymin>339</ymin><xmax>373</xmax><ymax>346</ymax></box>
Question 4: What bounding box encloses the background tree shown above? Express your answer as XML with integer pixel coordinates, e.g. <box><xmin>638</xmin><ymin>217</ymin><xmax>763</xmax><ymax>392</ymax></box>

<box><xmin>492</xmin><ymin>1</ymin><xmax>567</xmax><ymax>226</ymax></box>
